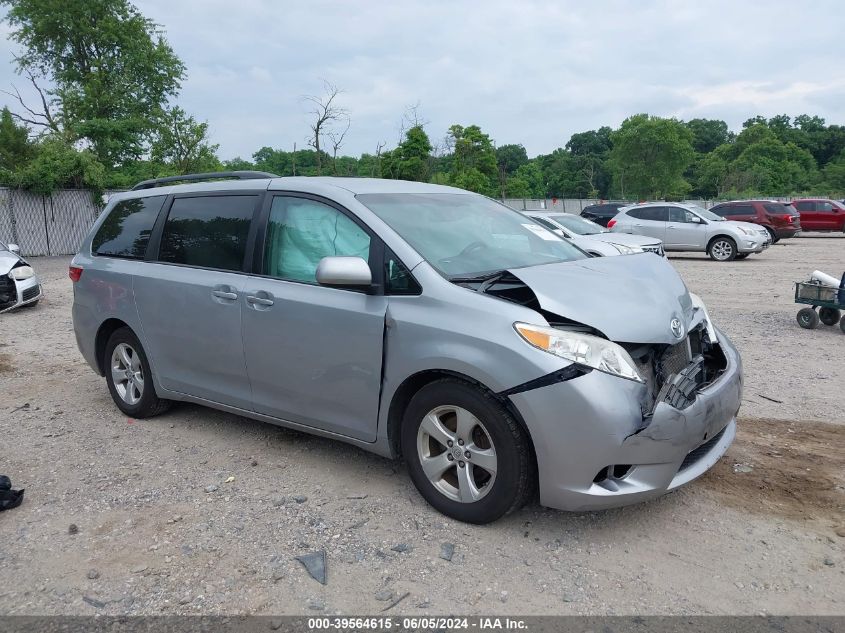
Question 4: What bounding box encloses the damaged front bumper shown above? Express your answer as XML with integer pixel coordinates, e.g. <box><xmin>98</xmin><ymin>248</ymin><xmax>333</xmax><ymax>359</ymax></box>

<box><xmin>507</xmin><ymin>327</ymin><xmax>742</xmax><ymax>511</ymax></box>
<box><xmin>0</xmin><ymin>273</ymin><xmax>42</xmax><ymax>314</ymax></box>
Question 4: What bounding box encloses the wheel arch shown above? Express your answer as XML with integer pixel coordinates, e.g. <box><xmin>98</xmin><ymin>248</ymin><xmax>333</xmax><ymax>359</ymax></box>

<box><xmin>386</xmin><ymin>369</ymin><xmax>537</xmax><ymax>467</ymax></box>
<box><xmin>94</xmin><ymin>318</ymin><xmax>131</xmax><ymax>376</ymax></box>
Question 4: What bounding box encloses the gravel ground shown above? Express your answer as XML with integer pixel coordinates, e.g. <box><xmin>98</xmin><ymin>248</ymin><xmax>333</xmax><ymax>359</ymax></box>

<box><xmin>1</xmin><ymin>236</ymin><xmax>843</xmax><ymax>616</ymax></box>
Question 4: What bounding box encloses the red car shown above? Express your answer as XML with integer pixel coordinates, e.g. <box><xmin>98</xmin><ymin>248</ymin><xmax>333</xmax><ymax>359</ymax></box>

<box><xmin>708</xmin><ymin>200</ymin><xmax>801</xmax><ymax>243</ymax></box>
<box><xmin>791</xmin><ymin>199</ymin><xmax>845</xmax><ymax>232</ymax></box>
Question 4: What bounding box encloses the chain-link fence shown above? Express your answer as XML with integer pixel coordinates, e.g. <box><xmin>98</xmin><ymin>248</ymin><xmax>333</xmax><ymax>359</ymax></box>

<box><xmin>501</xmin><ymin>198</ymin><xmax>724</xmax><ymax>212</ymax></box>
<box><xmin>0</xmin><ymin>188</ymin><xmax>106</xmax><ymax>256</ymax></box>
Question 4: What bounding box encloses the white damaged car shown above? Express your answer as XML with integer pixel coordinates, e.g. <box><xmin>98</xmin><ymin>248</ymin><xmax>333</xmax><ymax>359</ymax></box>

<box><xmin>1</xmin><ymin>240</ymin><xmax>42</xmax><ymax>313</ymax></box>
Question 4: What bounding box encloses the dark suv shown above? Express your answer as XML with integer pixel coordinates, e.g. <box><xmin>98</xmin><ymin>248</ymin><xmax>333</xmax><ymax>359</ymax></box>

<box><xmin>580</xmin><ymin>202</ymin><xmax>631</xmax><ymax>227</ymax></box>
<box><xmin>708</xmin><ymin>200</ymin><xmax>801</xmax><ymax>243</ymax></box>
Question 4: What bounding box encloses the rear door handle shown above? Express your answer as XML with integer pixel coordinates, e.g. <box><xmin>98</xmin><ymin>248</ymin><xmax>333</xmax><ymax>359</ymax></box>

<box><xmin>246</xmin><ymin>295</ymin><xmax>274</xmax><ymax>307</ymax></box>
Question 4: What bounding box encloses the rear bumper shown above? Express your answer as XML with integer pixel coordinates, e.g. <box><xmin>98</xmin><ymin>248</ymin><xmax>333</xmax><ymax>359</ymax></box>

<box><xmin>773</xmin><ymin>226</ymin><xmax>800</xmax><ymax>239</ymax></box>
<box><xmin>509</xmin><ymin>328</ymin><xmax>741</xmax><ymax>511</ymax></box>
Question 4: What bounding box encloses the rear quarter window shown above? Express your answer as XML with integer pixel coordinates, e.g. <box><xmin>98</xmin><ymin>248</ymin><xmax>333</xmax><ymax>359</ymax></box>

<box><xmin>92</xmin><ymin>196</ymin><xmax>166</xmax><ymax>259</ymax></box>
<box><xmin>764</xmin><ymin>203</ymin><xmax>792</xmax><ymax>215</ymax></box>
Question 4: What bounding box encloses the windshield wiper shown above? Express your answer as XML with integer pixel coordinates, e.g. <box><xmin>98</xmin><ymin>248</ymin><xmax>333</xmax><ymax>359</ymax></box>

<box><xmin>449</xmin><ymin>269</ymin><xmax>509</xmax><ymax>284</ymax></box>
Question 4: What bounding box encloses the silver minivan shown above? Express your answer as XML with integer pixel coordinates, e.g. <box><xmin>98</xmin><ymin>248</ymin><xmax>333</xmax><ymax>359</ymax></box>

<box><xmin>609</xmin><ymin>202</ymin><xmax>771</xmax><ymax>261</ymax></box>
<box><xmin>72</xmin><ymin>173</ymin><xmax>742</xmax><ymax>523</ymax></box>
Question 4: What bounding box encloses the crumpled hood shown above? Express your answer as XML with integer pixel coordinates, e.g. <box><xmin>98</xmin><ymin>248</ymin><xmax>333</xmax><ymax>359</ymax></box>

<box><xmin>0</xmin><ymin>250</ymin><xmax>24</xmax><ymax>275</ymax></box>
<box><xmin>509</xmin><ymin>254</ymin><xmax>693</xmax><ymax>345</ymax></box>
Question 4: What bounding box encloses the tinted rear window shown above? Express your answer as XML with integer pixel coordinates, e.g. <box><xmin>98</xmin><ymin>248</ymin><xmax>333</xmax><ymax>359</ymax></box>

<box><xmin>628</xmin><ymin>207</ymin><xmax>667</xmax><ymax>222</ymax></box>
<box><xmin>92</xmin><ymin>196</ymin><xmax>166</xmax><ymax>259</ymax></box>
<box><xmin>158</xmin><ymin>195</ymin><xmax>257</xmax><ymax>271</ymax></box>
<box><xmin>764</xmin><ymin>203</ymin><xmax>795</xmax><ymax>215</ymax></box>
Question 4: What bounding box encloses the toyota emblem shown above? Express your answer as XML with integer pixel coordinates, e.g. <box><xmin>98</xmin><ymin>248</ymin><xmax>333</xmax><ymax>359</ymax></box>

<box><xmin>670</xmin><ymin>318</ymin><xmax>684</xmax><ymax>339</ymax></box>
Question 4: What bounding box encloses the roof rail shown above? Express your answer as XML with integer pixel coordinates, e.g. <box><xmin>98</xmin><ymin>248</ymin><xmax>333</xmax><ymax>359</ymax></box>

<box><xmin>131</xmin><ymin>171</ymin><xmax>280</xmax><ymax>191</ymax></box>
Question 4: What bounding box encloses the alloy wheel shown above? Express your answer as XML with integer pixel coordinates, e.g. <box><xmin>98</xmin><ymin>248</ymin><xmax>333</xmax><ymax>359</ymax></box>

<box><xmin>711</xmin><ymin>240</ymin><xmax>733</xmax><ymax>261</ymax></box>
<box><xmin>416</xmin><ymin>405</ymin><xmax>497</xmax><ymax>503</ymax></box>
<box><xmin>111</xmin><ymin>342</ymin><xmax>144</xmax><ymax>405</ymax></box>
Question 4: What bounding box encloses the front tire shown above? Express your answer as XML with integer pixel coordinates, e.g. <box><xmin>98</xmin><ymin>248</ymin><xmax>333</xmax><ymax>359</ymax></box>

<box><xmin>401</xmin><ymin>378</ymin><xmax>534</xmax><ymax>524</ymax></box>
<box><xmin>105</xmin><ymin>327</ymin><xmax>171</xmax><ymax>418</ymax></box>
<box><xmin>708</xmin><ymin>237</ymin><xmax>737</xmax><ymax>261</ymax></box>
<box><xmin>797</xmin><ymin>308</ymin><xmax>819</xmax><ymax>329</ymax></box>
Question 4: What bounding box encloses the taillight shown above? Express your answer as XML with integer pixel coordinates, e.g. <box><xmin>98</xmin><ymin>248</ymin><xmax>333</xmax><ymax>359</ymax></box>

<box><xmin>779</xmin><ymin>214</ymin><xmax>791</xmax><ymax>221</ymax></box>
<box><xmin>69</xmin><ymin>266</ymin><xmax>83</xmax><ymax>282</ymax></box>
<box><xmin>607</xmin><ymin>219</ymin><xmax>617</xmax><ymax>229</ymax></box>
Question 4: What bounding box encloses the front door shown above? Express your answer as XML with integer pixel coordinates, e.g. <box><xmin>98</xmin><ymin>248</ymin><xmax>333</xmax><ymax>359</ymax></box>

<box><xmin>794</xmin><ymin>201</ymin><xmax>819</xmax><ymax>230</ymax></box>
<box><xmin>134</xmin><ymin>193</ymin><xmax>260</xmax><ymax>410</ymax></box>
<box><xmin>241</xmin><ymin>194</ymin><xmax>387</xmax><ymax>442</ymax></box>
<box><xmin>665</xmin><ymin>206</ymin><xmax>709</xmax><ymax>248</ymax></box>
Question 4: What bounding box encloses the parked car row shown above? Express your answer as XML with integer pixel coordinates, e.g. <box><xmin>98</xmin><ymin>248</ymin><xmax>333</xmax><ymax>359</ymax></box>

<box><xmin>0</xmin><ymin>240</ymin><xmax>42</xmax><ymax>313</ymax></box>
<box><xmin>607</xmin><ymin>202</ymin><xmax>771</xmax><ymax>261</ymax></box>
<box><xmin>522</xmin><ymin>212</ymin><xmax>664</xmax><ymax>257</ymax></box>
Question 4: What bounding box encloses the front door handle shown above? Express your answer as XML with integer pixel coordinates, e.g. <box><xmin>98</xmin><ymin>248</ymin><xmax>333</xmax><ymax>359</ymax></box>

<box><xmin>212</xmin><ymin>288</ymin><xmax>238</xmax><ymax>301</ymax></box>
<box><xmin>246</xmin><ymin>295</ymin><xmax>274</xmax><ymax>307</ymax></box>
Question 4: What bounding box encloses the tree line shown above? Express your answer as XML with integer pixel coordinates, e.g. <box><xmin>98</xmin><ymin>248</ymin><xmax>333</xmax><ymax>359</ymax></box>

<box><xmin>1</xmin><ymin>0</ymin><xmax>844</xmax><ymax>201</ymax></box>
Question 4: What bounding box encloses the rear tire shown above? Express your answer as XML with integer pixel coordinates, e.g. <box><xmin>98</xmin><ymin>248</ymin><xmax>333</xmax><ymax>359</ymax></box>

<box><xmin>840</xmin><ymin>316</ymin><xmax>845</xmax><ymax>334</ymax></box>
<box><xmin>401</xmin><ymin>378</ymin><xmax>534</xmax><ymax>524</ymax></box>
<box><xmin>765</xmin><ymin>227</ymin><xmax>779</xmax><ymax>244</ymax></box>
<box><xmin>104</xmin><ymin>327</ymin><xmax>171</xmax><ymax>418</ymax></box>
<box><xmin>819</xmin><ymin>307</ymin><xmax>841</xmax><ymax>326</ymax></box>
<box><xmin>797</xmin><ymin>308</ymin><xmax>819</xmax><ymax>329</ymax></box>
<box><xmin>708</xmin><ymin>236</ymin><xmax>737</xmax><ymax>261</ymax></box>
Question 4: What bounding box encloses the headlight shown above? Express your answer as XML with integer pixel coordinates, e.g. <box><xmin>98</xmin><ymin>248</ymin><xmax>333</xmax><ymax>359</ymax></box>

<box><xmin>688</xmin><ymin>292</ymin><xmax>717</xmax><ymax>342</ymax></box>
<box><xmin>609</xmin><ymin>243</ymin><xmax>642</xmax><ymax>255</ymax></box>
<box><xmin>10</xmin><ymin>266</ymin><xmax>35</xmax><ymax>280</ymax></box>
<box><xmin>736</xmin><ymin>227</ymin><xmax>755</xmax><ymax>236</ymax></box>
<box><xmin>514</xmin><ymin>322</ymin><xmax>643</xmax><ymax>383</ymax></box>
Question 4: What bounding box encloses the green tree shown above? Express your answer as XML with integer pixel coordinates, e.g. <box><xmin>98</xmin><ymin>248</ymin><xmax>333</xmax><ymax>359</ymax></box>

<box><xmin>565</xmin><ymin>126</ymin><xmax>612</xmax><ymax>157</ymax></box>
<box><xmin>150</xmin><ymin>107</ymin><xmax>220</xmax><ymax>174</ymax></box>
<box><xmin>382</xmin><ymin>125</ymin><xmax>432</xmax><ymax>182</ymax></box>
<box><xmin>223</xmin><ymin>157</ymin><xmax>255</xmax><ymax>171</ymax></box>
<box><xmin>15</xmin><ymin>137</ymin><xmax>105</xmax><ymax>195</ymax></box>
<box><xmin>2</xmin><ymin>0</ymin><xmax>185</xmax><ymax>167</ymax></box>
<box><xmin>0</xmin><ymin>106</ymin><xmax>34</xmax><ymax>176</ymax></box>
<box><xmin>609</xmin><ymin>114</ymin><xmax>694</xmax><ymax>199</ymax></box>
<box><xmin>505</xmin><ymin>162</ymin><xmax>545</xmax><ymax>198</ymax></box>
<box><xmin>495</xmin><ymin>143</ymin><xmax>528</xmax><ymax>198</ymax></box>
<box><xmin>685</xmin><ymin>119</ymin><xmax>732</xmax><ymax>154</ymax></box>
<box><xmin>448</xmin><ymin>124</ymin><xmax>497</xmax><ymax>195</ymax></box>
<box><xmin>821</xmin><ymin>150</ymin><xmax>845</xmax><ymax>193</ymax></box>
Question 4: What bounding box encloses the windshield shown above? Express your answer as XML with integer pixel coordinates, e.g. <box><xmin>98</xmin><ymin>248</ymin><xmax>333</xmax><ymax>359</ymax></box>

<box><xmin>549</xmin><ymin>214</ymin><xmax>606</xmax><ymax>235</ymax></box>
<box><xmin>689</xmin><ymin>205</ymin><xmax>724</xmax><ymax>222</ymax></box>
<box><xmin>357</xmin><ymin>193</ymin><xmax>586</xmax><ymax>277</ymax></box>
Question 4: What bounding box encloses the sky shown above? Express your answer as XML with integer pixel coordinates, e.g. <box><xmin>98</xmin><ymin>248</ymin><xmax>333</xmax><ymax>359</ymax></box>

<box><xmin>1</xmin><ymin>0</ymin><xmax>844</xmax><ymax>161</ymax></box>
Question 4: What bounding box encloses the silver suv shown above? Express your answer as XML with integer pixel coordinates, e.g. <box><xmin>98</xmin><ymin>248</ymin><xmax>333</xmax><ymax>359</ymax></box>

<box><xmin>71</xmin><ymin>173</ymin><xmax>742</xmax><ymax>523</ymax></box>
<box><xmin>609</xmin><ymin>202</ymin><xmax>771</xmax><ymax>261</ymax></box>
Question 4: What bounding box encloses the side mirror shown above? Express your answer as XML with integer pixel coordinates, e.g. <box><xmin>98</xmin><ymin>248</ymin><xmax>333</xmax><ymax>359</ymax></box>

<box><xmin>316</xmin><ymin>256</ymin><xmax>372</xmax><ymax>287</ymax></box>
<box><xmin>8</xmin><ymin>243</ymin><xmax>20</xmax><ymax>254</ymax></box>
<box><xmin>691</xmin><ymin>216</ymin><xmax>704</xmax><ymax>224</ymax></box>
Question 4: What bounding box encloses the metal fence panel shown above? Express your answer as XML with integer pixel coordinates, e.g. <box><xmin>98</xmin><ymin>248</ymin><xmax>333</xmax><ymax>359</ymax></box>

<box><xmin>0</xmin><ymin>188</ymin><xmax>105</xmax><ymax>256</ymax></box>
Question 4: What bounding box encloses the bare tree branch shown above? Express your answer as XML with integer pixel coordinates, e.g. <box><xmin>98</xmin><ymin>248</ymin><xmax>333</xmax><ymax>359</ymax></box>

<box><xmin>1</xmin><ymin>67</ymin><xmax>61</xmax><ymax>135</ymax></box>
<box><xmin>302</xmin><ymin>79</ymin><xmax>348</xmax><ymax>175</ymax></box>
<box><xmin>326</xmin><ymin>115</ymin><xmax>351</xmax><ymax>175</ymax></box>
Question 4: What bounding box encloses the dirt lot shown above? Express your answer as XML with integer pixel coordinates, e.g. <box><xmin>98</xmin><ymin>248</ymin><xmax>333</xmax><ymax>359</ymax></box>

<box><xmin>1</xmin><ymin>236</ymin><xmax>843</xmax><ymax>616</ymax></box>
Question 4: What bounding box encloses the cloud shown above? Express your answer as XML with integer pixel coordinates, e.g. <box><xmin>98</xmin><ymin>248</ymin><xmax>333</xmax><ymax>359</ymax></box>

<box><xmin>1</xmin><ymin>0</ymin><xmax>843</xmax><ymax>161</ymax></box>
